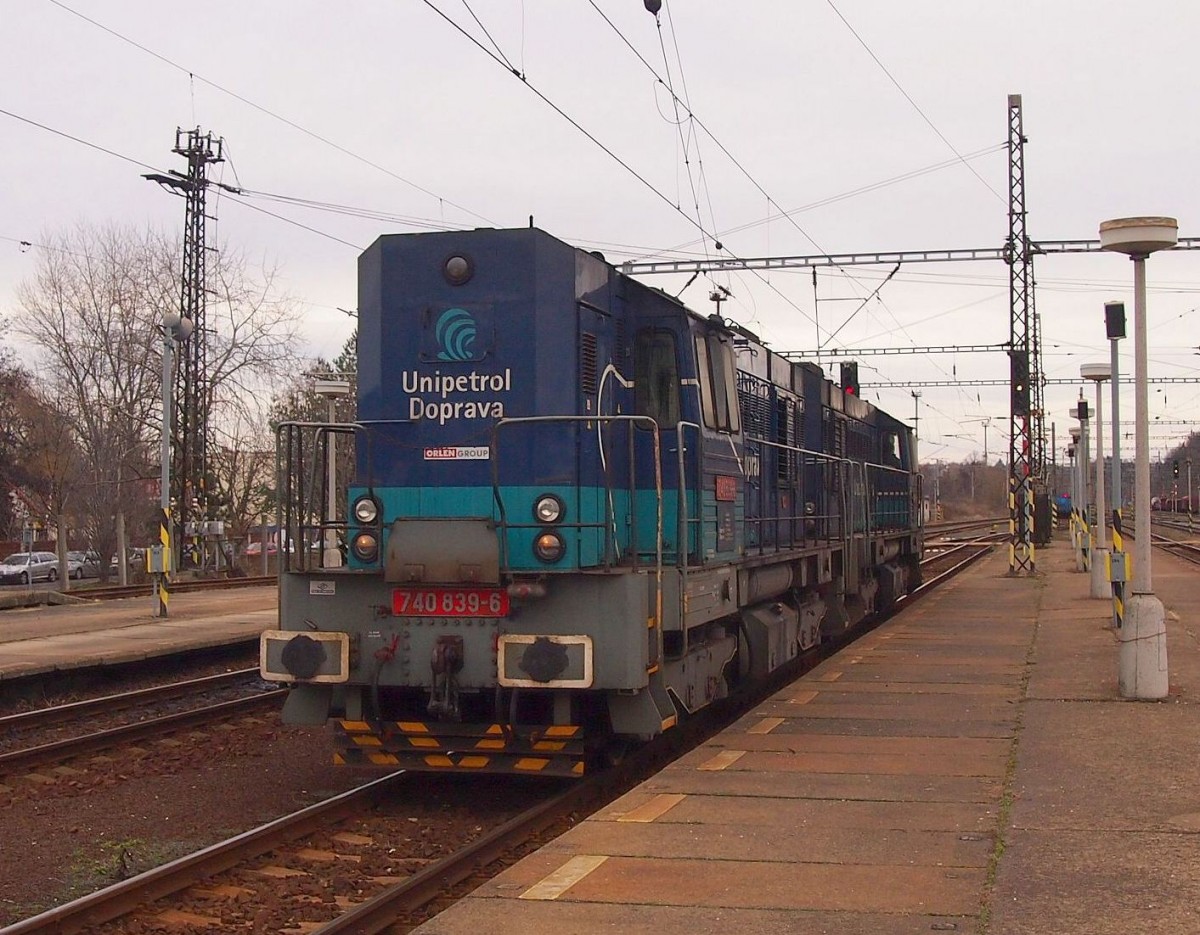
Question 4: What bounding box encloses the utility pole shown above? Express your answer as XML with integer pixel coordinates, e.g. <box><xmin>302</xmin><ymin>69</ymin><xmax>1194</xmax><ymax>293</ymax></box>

<box><xmin>1006</xmin><ymin>94</ymin><xmax>1038</xmax><ymax>572</ymax></box>
<box><xmin>144</xmin><ymin>128</ymin><xmax>224</xmax><ymax>571</ymax></box>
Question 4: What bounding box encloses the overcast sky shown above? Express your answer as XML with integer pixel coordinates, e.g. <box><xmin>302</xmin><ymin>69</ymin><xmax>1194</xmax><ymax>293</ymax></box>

<box><xmin>3</xmin><ymin>1</ymin><xmax>1198</xmax><ymax>472</ymax></box>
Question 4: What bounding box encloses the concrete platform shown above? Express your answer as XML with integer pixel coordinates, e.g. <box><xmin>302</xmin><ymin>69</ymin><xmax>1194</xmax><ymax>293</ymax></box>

<box><xmin>414</xmin><ymin>539</ymin><xmax>1200</xmax><ymax>934</ymax></box>
<box><xmin>0</xmin><ymin>587</ymin><xmax>276</xmax><ymax>681</ymax></box>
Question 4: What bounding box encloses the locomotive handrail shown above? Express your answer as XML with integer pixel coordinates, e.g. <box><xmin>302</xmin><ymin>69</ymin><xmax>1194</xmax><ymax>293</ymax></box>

<box><xmin>739</xmin><ymin>435</ymin><xmax>850</xmax><ymax>553</ymax></box>
<box><xmin>673</xmin><ymin>421</ymin><xmax>703</xmax><ymax>645</ymax></box>
<box><xmin>674</xmin><ymin>422</ymin><xmax>702</xmax><ymax>574</ymax></box>
<box><xmin>488</xmin><ymin>416</ymin><xmax>664</xmax><ymax>629</ymax></box>
<box><xmin>275</xmin><ymin>420</ymin><xmax>370</xmax><ymax>574</ymax></box>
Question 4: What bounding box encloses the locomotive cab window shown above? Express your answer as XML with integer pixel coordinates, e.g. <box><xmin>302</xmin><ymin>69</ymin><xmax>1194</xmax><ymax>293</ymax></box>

<box><xmin>884</xmin><ymin>431</ymin><xmax>902</xmax><ymax>467</ymax></box>
<box><xmin>694</xmin><ymin>332</ymin><xmax>741</xmax><ymax>434</ymax></box>
<box><xmin>634</xmin><ymin>329</ymin><xmax>680</xmax><ymax>428</ymax></box>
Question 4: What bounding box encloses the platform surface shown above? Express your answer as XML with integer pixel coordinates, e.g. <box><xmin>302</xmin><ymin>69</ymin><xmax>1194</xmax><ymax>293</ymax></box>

<box><xmin>0</xmin><ymin>587</ymin><xmax>275</xmax><ymax>681</ymax></box>
<box><xmin>414</xmin><ymin>538</ymin><xmax>1200</xmax><ymax>934</ymax></box>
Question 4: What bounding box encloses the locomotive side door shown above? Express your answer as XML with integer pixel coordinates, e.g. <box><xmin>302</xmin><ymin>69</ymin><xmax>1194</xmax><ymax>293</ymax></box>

<box><xmin>690</xmin><ymin>326</ymin><xmax>744</xmax><ymax>562</ymax></box>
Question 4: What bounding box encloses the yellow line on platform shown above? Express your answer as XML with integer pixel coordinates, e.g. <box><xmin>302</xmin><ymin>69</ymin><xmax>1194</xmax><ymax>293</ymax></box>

<box><xmin>617</xmin><ymin>793</ymin><xmax>686</xmax><ymax>823</ymax></box>
<box><xmin>697</xmin><ymin>749</ymin><xmax>745</xmax><ymax>771</ymax></box>
<box><xmin>519</xmin><ymin>855</ymin><xmax>609</xmax><ymax>901</ymax></box>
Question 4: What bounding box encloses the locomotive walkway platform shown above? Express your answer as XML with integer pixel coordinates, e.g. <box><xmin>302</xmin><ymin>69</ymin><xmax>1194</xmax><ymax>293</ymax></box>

<box><xmin>415</xmin><ymin>537</ymin><xmax>1200</xmax><ymax>935</ymax></box>
<box><xmin>0</xmin><ymin>587</ymin><xmax>275</xmax><ymax>682</ymax></box>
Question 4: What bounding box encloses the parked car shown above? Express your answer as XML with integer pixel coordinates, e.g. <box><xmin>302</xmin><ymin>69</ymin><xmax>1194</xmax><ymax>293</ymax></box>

<box><xmin>0</xmin><ymin>551</ymin><xmax>61</xmax><ymax>585</ymax></box>
<box><xmin>109</xmin><ymin>548</ymin><xmax>147</xmax><ymax>571</ymax></box>
<box><xmin>244</xmin><ymin>541</ymin><xmax>277</xmax><ymax>557</ymax></box>
<box><xmin>67</xmin><ymin>550</ymin><xmax>102</xmax><ymax>579</ymax></box>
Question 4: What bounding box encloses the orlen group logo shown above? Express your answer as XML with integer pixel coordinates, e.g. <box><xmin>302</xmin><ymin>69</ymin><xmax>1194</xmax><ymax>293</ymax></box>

<box><xmin>436</xmin><ymin>308</ymin><xmax>477</xmax><ymax>361</ymax></box>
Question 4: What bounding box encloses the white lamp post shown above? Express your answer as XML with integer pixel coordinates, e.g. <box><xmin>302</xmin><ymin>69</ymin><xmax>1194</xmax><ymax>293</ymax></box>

<box><xmin>1099</xmin><ymin>216</ymin><xmax>1176</xmax><ymax>700</ymax></box>
<box><xmin>1069</xmin><ymin>424</ymin><xmax>1082</xmax><ymax>570</ymax></box>
<box><xmin>314</xmin><ymin>379</ymin><xmax>351</xmax><ymax>569</ymax></box>
<box><xmin>1082</xmin><ymin>362</ymin><xmax>1112</xmax><ymax>599</ymax></box>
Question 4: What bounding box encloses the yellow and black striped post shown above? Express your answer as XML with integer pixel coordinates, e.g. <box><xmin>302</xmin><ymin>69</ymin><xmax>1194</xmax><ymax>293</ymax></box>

<box><xmin>1109</xmin><ymin>508</ymin><xmax>1126</xmax><ymax>629</ymax></box>
<box><xmin>156</xmin><ymin>506</ymin><xmax>171</xmax><ymax>617</ymax></box>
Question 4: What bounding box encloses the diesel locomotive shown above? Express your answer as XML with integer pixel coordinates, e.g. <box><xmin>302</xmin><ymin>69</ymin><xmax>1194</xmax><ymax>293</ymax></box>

<box><xmin>259</xmin><ymin>227</ymin><xmax>923</xmax><ymax>776</ymax></box>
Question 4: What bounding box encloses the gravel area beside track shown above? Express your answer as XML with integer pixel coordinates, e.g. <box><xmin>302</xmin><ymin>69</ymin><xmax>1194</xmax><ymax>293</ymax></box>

<box><xmin>0</xmin><ymin>725</ymin><xmax>365</xmax><ymax>924</ymax></box>
<box><xmin>0</xmin><ymin>719</ymin><xmax>552</xmax><ymax>928</ymax></box>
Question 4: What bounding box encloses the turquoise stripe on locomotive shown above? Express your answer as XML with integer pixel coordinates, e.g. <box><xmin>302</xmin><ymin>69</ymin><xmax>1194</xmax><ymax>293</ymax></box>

<box><xmin>261</xmin><ymin>227</ymin><xmax>923</xmax><ymax>776</ymax></box>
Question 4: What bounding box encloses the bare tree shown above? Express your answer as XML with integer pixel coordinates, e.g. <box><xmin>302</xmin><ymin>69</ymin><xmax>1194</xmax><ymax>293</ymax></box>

<box><xmin>13</xmin><ymin>222</ymin><xmax>305</xmax><ymax>571</ymax></box>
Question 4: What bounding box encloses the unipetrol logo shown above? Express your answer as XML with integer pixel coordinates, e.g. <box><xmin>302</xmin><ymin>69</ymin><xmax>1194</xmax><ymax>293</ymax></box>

<box><xmin>436</xmin><ymin>307</ymin><xmax>477</xmax><ymax>361</ymax></box>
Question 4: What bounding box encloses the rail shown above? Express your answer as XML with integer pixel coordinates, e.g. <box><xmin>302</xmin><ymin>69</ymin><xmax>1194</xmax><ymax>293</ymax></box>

<box><xmin>0</xmin><ymin>692</ymin><xmax>283</xmax><ymax>775</ymax></box>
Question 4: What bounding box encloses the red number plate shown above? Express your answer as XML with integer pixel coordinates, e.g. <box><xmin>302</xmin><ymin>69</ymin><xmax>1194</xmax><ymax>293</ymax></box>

<box><xmin>392</xmin><ymin>587</ymin><xmax>510</xmax><ymax>618</ymax></box>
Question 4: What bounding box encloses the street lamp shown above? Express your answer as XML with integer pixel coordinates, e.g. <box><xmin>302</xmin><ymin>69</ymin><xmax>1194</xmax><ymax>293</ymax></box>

<box><xmin>1082</xmin><ymin>362</ymin><xmax>1112</xmax><ymax>599</ymax></box>
<box><xmin>1099</xmin><ymin>215</ymin><xmax>1176</xmax><ymax>700</ymax></box>
<box><xmin>314</xmin><ymin>379</ymin><xmax>351</xmax><ymax>568</ymax></box>
<box><xmin>1188</xmin><ymin>457</ymin><xmax>1194</xmax><ymax>532</ymax></box>
<box><xmin>153</xmin><ymin>310</ymin><xmax>193</xmax><ymax>617</ymax></box>
<box><xmin>1069</xmin><ymin>422</ymin><xmax>1083</xmax><ymax>572</ymax></box>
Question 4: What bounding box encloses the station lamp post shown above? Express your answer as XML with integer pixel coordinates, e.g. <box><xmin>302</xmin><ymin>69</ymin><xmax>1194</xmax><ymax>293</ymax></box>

<box><xmin>1073</xmin><ymin>400</ymin><xmax>1091</xmax><ymax>573</ymax></box>
<box><xmin>1068</xmin><ymin>424</ymin><xmax>1083</xmax><ymax>571</ymax></box>
<box><xmin>314</xmin><ymin>379</ymin><xmax>351</xmax><ymax>568</ymax></box>
<box><xmin>1188</xmin><ymin>458</ymin><xmax>1194</xmax><ymax>533</ymax></box>
<box><xmin>1099</xmin><ymin>216</ymin><xmax>1176</xmax><ymax>700</ymax></box>
<box><xmin>1082</xmin><ymin>363</ymin><xmax>1112</xmax><ymax>599</ymax></box>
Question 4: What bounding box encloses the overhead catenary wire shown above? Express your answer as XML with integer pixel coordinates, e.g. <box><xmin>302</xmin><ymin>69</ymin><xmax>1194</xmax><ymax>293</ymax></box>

<box><xmin>823</xmin><ymin>0</ymin><xmax>1003</xmax><ymax>203</ymax></box>
<box><xmin>0</xmin><ymin>106</ymin><xmax>367</xmax><ymax>251</ymax></box>
<box><xmin>45</xmin><ymin>0</ymin><xmax>496</xmax><ymax>228</ymax></box>
<box><xmin>418</xmin><ymin>0</ymin><xmax>822</xmax><ymax>332</ymax></box>
<box><xmin>585</xmin><ymin>0</ymin><xmax>913</xmax><ymax>343</ymax></box>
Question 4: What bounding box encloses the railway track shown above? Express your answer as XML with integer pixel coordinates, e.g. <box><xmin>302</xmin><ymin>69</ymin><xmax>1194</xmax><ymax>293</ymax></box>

<box><xmin>1</xmin><ymin>538</ymin><xmax>996</xmax><ymax>934</ymax></box>
<box><xmin>0</xmin><ymin>669</ymin><xmax>284</xmax><ymax>776</ymax></box>
<box><xmin>925</xmin><ymin>516</ymin><xmax>1006</xmax><ymax>539</ymax></box>
<box><xmin>64</xmin><ymin>575</ymin><xmax>275</xmax><ymax>602</ymax></box>
<box><xmin>1151</xmin><ymin>532</ymin><xmax>1200</xmax><ymax>566</ymax></box>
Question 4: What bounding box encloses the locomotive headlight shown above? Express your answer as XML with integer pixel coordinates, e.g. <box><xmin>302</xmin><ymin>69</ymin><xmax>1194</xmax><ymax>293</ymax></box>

<box><xmin>533</xmin><ymin>531</ymin><xmax>565</xmax><ymax>564</ymax></box>
<box><xmin>353</xmin><ymin>496</ymin><xmax>379</xmax><ymax>525</ymax></box>
<box><xmin>351</xmin><ymin>532</ymin><xmax>379</xmax><ymax>563</ymax></box>
<box><xmin>443</xmin><ymin>254</ymin><xmax>473</xmax><ymax>285</ymax></box>
<box><xmin>533</xmin><ymin>494</ymin><xmax>564</xmax><ymax>524</ymax></box>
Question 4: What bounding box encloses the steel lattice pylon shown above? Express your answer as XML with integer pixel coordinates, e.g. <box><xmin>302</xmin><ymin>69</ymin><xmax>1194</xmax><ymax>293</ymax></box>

<box><xmin>170</xmin><ymin>128</ymin><xmax>223</xmax><ymax>568</ymax></box>
<box><xmin>1005</xmin><ymin>95</ymin><xmax>1036</xmax><ymax>574</ymax></box>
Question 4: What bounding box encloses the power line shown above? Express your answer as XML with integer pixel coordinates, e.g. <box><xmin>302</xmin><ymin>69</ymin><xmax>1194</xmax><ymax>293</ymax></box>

<box><xmin>0</xmin><ymin>107</ymin><xmax>159</xmax><ymax>173</ymax></box>
<box><xmin>0</xmin><ymin>106</ymin><xmax>366</xmax><ymax>251</ymax></box>
<box><xmin>45</xmin><ymin>0</ymin><xmax>495</xmax><ymax>227</ymax></box>
<box><xmin>823</xmin><ymin>0</ymin><xmax>1003</xmax><ymax>203</ymax></box>
<box><xmin>418</xmin><ymin>0</ymin><xmax>821</xmax><ymax>331</ymax></box>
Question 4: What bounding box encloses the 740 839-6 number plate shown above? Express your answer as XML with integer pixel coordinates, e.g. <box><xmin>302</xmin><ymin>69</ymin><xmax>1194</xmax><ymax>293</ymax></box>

<box><xmin>392</xmin><ymin>587</ymin><xmax>510</xmax><ymax>617</ymax></box>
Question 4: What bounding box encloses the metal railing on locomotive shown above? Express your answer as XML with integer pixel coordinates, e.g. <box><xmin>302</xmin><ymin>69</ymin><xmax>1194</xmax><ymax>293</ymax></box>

<box><xmin>736</xmin><ymin>439</ymin><xmax>916</xmax><ymax>548</ymax></box>
<box><xmin>489</xmin><ymin>413</ymin><xmax>665</xmax><ymax>668</ymax></box>
<box><xmin>276</xmin><ymin>421</ymin><xmax>366</xmax><ymax>573</ymax></box>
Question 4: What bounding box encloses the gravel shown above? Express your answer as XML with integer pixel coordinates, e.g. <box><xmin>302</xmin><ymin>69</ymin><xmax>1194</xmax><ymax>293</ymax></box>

<box><xmin>0</xmin><ymin>723</ymin><xmax>368</xmax><ymax>924</ymax></box>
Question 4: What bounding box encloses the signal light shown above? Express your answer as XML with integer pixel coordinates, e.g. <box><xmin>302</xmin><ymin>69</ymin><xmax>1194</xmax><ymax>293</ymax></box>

<box><xmin>1174</xmin><ymin>460</ymin><xmax>1180</xmax><ymax>478</ymax></box>
<box><xmin>1105</xmin><ymin>301</ymin><xmax>1127</xmax><ymax>340</ymax></box>
<box><xmin>840</xmin><ymin>361</ymin><xmax>860</xmax><ymax>397</ymax></box>
<box><xmin>1010</xmin><ymin>349</ymin><xmax>1030</xmax><ymax>416</ymax></box>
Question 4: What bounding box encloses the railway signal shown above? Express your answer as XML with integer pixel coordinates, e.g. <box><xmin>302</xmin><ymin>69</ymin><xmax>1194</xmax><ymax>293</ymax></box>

<box><xmin>840</xmin><ymin>361</ymin><xmax>860</xmax><ymax>397</ymax></box>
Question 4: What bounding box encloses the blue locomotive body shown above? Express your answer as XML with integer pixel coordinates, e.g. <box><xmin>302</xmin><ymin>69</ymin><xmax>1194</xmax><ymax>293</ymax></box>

<box><xmin>260</xmin><ymin>228</ymin><xmax>923</xmax><ymax>776</ymax></box>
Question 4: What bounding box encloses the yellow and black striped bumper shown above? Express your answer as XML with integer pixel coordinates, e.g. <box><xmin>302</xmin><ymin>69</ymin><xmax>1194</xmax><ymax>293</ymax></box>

<box><xmin>333</xmin><ymin>720</ymin><xmax>586</xmax><ymax>777</ymax></box>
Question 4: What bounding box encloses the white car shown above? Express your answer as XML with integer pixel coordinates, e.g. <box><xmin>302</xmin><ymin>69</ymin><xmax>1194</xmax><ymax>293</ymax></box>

<box><xmin>0</xmin><ymin>551</ymin><xmax>61</xmax><ymax>585</ymax></box>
